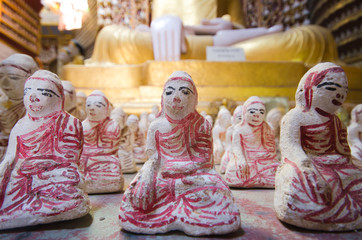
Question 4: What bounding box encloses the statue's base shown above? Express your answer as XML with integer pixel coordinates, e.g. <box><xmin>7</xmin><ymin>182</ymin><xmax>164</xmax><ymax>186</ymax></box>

<box><xmin>62</xmin><ymin>61</ymin><xmax>362</xmax><ymax>115</ymax></box>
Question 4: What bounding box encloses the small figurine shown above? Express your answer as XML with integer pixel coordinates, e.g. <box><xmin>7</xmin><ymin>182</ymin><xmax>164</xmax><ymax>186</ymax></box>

<box><xmin>76</xmin><ymin>91</ymin><xmax>87</xmax><ymax>114</ymax></box>
<box><xmin>80</xmin><ymin>91</ymin><xmax>124</xmax><ymax>193</ymax></box>
<box><xmin>220</xmin><ymin>105</ymin><xmax>243</xmax><ymax>174</ymax></box>
<box><xmin>0</xmin><ymin>54</ymin><xmax>38</xmax><ymax>160</ymax></box>
<box><xmin>111</xmin><ymin>107</ymin><xmax>137</xmax><ymax>173</ymax></box>
<box><xmin>127</xmin><ymin>115</ymin><xmax>147</xmax><ymax>163</ymax></box>
<box><xmin>266</xmin><ymin>107</ymin><xmax>286</xmax><ymax>160</ymax></box>
<box><xmin>225</xmin><ymin>96</ymin><xmax>279</xmax><ymax>188</ymax></box>
<box><xmin>274</xmin><ymin>62</ymin><xmax>362</xmax><ymax>231</ymax></box>
<box><xmin>348</xmin><ymin>104</ymin><xmax>362</xmax><ymax>163</ymax></box>
<box><xmin>0</xmin><ymin>70</ymin><xmax>89</xmax><ymax>230</ymax></box>
<box><xmin>119</xmin><ymin>71</ymin><xmax>240</xmax><ymax>236</ymax></box>
<box><xmin>62</xmin><ymin>80</ymin><xmax>86</xmax><ymax>121</ymax></box>
<box><xmin>212</xmin><ymin>107</ymin><xmax>231</xmax><ymax>164</ymax></box>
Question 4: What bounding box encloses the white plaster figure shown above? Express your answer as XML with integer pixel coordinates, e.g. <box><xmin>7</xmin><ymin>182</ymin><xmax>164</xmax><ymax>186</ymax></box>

<box><xmin>274</xmin><ymin>62</ymin><xmax>362</xmax><ymax>231</ymax></box>
<box><xmin>220</xmin><ymin>105</ymin><xmax>243</xmax><ymax>174</ymax></box>
<box><xmin>0</xmin><ymin>70</ymin><xmax>89</xmax><ymax>230</ymax></box>
<box><xmin>0</xmin><ymin>54</ymin><xmax>38</xmax><ymax>161</ymax></box>
<box><xmin>80</xmin><ymin>91</ymin><xmax>124</xmax><ymax>193</ymax></box>
<box><xmin>212</xmin><ymin>107</ymin><xmax>231</xmax><ymax>164</ymax></box>
<box><xmin>111</xmin><ymin>107</ymin><xmax>137</xmax><ymax>174</ymax></box>
<box><xmin>225</xmin><ymin>96</ymin><xmax>279</xmax><ymax>188</ymax></box>
<box><xmin>127</xmin><ymin>115</ymin><xmax>147</xmax><ymax>163</ymax></box>
<box><xmin>119</xmin><ymin>71</ymin><xmax>241</xmax><ymax>236</ymax></box>
<box><xmin>348</xmin><ymin>104</ymin><xmax>362</xmax><ymax>163</ymax></box>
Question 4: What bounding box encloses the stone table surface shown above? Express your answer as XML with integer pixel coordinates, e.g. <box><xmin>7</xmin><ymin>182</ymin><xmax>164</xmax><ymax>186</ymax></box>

<box><xmin>0</xmin><ymin>165</ymin><xmax>361</xmax><ymax>240</ymax></box>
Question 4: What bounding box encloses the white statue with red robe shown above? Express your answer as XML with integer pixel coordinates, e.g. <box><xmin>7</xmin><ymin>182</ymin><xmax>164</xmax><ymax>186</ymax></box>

<box><xmin>119</xmin><ymin>71</ymin><xmax>240</xmax><ymax>236</ymax></box>
<box><xmin>0</xmin><ymin>70</ymin><xmax>89</xmax><ymax>230</ymax></box>
<box><xmin>225</xmin><ymin>96</ymin><xmax>280</xmax><ymax>188</ymax></box>
<box><xmin>80</xmin><ymin>91</ymin><xmax>124</xmax><ymax>193</ymax></box>
<box><xmin>274</xmin><ymin>62</ymin><xmax>362</xmax><ymax>231</ymax></box>
<box><xmin>0</xmin><ymin>54</ymin><xmax>38</xmax><ymax>161</ymax></box>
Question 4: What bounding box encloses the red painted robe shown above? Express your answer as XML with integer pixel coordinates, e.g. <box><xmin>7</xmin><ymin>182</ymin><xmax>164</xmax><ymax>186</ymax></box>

<box><xmin>278</xmin><ymin>115</ymin><xmax>362</xmax><ymax>226</ymax></box>
<box><xmin>0</xmin><ymin>111</ymin><xmax>88</xmax><ymax>225</ymax></box>
<box><xmin>80</xmin><ymin>117</ymin><xmax>123</xmax><ymax>193</ymax></box>
<box><xmin>225</xmin><ymin>122</ymin><xmax>280</xmax><ymax>188</ymax></box>
<box><xmin>120</xmin><ymin>111</ymin><xmax>240</xmax><ymax>234</ymax></box>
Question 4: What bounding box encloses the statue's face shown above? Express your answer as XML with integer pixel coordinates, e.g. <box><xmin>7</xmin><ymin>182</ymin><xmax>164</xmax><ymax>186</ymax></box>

<box><xmin>312</xmin><ymin>71</ymin><xmax>348</xmax><ymax>114</ymax></box>
<box><xmin>0</xmin><ymin>65</ymin><xmax>28</xmax><ymax>100</ymax></box>
<box><xmin>245</xmin><ymin>102</ymin><xmax>265</xmax><ymax>126</ymax></box>
<box><xmin>63</xmin><ymin>84</ymin><xmax>76</xmax><ymax>111</ymax></box>
<box><xmin>86</xmin><ymin>95</ymin><xmax>108</xmax><ymax>121</ymax></box>
<box><xmin>163</xmin><ymin>79</ymin><xmax>196</xmax><ymax>119</ymax></box>
<box><xmin>24</xmin><ymin>78</ymin><xmax>62</xmax><ymax>117</ymax></box>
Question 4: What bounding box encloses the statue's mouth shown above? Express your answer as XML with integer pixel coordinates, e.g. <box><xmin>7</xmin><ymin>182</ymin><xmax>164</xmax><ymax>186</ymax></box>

<box><xmin>332</xmin><ymin>99</ymin><xmax>342</xmax><ymax>106</ymax></box>
<box><xmin>29</xmin><ymin>104</ymin><xmax>43</xmax><ymax>112</ymax></box>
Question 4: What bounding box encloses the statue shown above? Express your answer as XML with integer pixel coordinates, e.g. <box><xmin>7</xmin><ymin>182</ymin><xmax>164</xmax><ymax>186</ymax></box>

<box><xmin>212</xmin><ymin>107</ymin><xmax>231</xmax><ymax>164</ymax></box>
<box><xmin>348</xmin><ymin>104</ymin><xmax>362</xmax><ymax>163</ymax></box>
<box><xmin>86</xmin><ymin>15</ymin><xmax>339</xmax><ymax>66</ymax></box>
<box><xmin>119</xmin><ymin>71</ymin><xmax>241</xmax><ymax>236</ymax></box>
<box><xmin>76</xmin><ymin>91</ymin><xmax>87</xmax><ymax>114</ymax></box>
<box><xmin>225</xmin><ymin>96</ymin><xmax>280</xmax><ymax>188</ymax></box>
<box><xmin>274</xmin><ymin>62</ymin><xmax>362</xmax><ymax>231</ymax></box>
<box><xmin>111</xmin><ymin>107</ymin><xmax>137</xmax><ymax>174</ymax></box>
<box><xmin>0</xmin><ymin>54</ymin><xmax>38</xmax><ymax>161</ymax></box>
<box><xmin>220</xmin><ymin>105</ymin><xmax>243</xmax><ymax>174</ymax></box>
<box><xmin>0</xmin><ymin>70</ymin><xmax>89</xmax><ymax>230</ymax></box>
<box><xmin>266</xmin><ymin>107</ymin><xmax>286</xmax><ymax>161</ymax></box>
<box><xmin>62</xmin><ymin>80</ymin><xmax>86</xmax><ymax>121</ymax></box>
<box><xmin>127</xmin><ymin>115</ymin><xmax>147</xmax><ymax>163</ymax></box>
<box><xmin>80</xmin><ymin>91</ymin><xmax>124</xmax><ymax>193</ymax></box>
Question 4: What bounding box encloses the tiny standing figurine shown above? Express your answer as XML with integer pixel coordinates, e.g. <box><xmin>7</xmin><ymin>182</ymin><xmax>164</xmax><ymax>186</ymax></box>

<box><xmin>119</xmin><ymin>71</ymin><xmax>240</xmax><ymax>236</ymax></box>
<box><xmin>0</xmin><ymin>54</ymin><xmax>38</xmax><ymax>160</ymax></box>
<box><xmin>347</xmin><ymin>104</ymin><xmax>362</xmax><ymax>163</ymax></box>
<box><xmin>111</xmin><ymin>107</ymin><xmax>137</xmax><ymax>174</ymax></box>
<box><xmin>80</xmin><ymin>91</ymin><xmax>124</xmax><ymax>193</ymax></box>
<box><xmin>212</xmin><ymin>107</ymin><xmax>231</xmax><ymax>164</ymax></box>
<box><xmin>274</xmin><ymin>62</ymin><xmax>362</xmax><ymax>231</ymax></box>
<box><xmin>220</xmin><ymin>105</ymin><xmax>243</xmax><ymax>174</ymax></box>
<box><xmin>62</xmin><ymin>80</ymin><xmax>86</xmax><ymax>121</ymax></box>
<box><xmin>225</xmin><ymin>96</ymin><xmax>279</xmax><ymax>188</ymax></box>
<box><xmin>0</xmin><ymin>70</ymin><xmax>89</xmax><ymax>230</ymax></box>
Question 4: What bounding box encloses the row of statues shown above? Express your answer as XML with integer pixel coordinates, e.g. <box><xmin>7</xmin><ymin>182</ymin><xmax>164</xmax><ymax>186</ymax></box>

<box><xmin>0</xmin><ymin>53</ymin><xmax>360</xmax><ymax>234</ymax></box>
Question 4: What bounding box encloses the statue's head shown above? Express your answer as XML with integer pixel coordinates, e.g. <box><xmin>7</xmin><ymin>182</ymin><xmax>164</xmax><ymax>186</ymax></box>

<box><xmin>160</xmin><ymin>71</ymin><xmax>198</xmax><ymax>120</ymax></box>
<box><xmin>0</xmin><ymin>54</ymin><xmax>38</xmax><ymax>100</ymax></box>
<box><xmin>86</xmin><ymin>90</ymin><xmax>110</xmax><ymax>122</ymax></box>
<box><xmin>296</xmin><ymin>62</ymin><xmax>347</xmax><ymax>114</ymax></box>
<box><xmin>24</xmin><ymin>70</ymin><xmax>64</xmax><ymax>118</ymax></box>
<box><xmin>126</xmin><ymin>114</ymin><xmax>139</xmax><ymax>132</ymax></box>
<box><xmin>62</xmin><ymin>80</ymin><xmax>77</xmax><ymax>112</ymax></box>
<box><xmin>111</xmin><ymin>106</ymin><xmax>127</xmax><ymax>128</ymax></box>
<box><xmin>232</xmin><ymin>105</ymin><xmax>243</xmax><ymax>126</ymax></box>
<box><xmin>242</xmin><ymin>96</ymin><xmax>265</xmax><ymax>127</ymax></box>
<box><xmin>217</xmin><ymin>107</ymin><xmax>231</xmax><ymax>128</ymax></box>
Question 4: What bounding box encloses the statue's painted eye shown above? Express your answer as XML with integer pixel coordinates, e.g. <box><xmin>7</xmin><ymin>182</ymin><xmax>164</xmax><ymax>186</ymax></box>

<box><xmin>166</xmin><ymin>91</ymin><xmax>172</xmax><ymax>96</ymax></box>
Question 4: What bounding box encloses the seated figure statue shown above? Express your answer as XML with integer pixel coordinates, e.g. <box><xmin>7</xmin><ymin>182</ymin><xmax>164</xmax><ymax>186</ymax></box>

<box><xmin>111</xmin><ymin>107</ymin><xmax>137</xmax><ymax>174</ymax></box>
<box><xmin>0</xmin><ymin>70</ymin><xmax>89</xmax><ymax>230</ymax></box>
<box><xmin>225</xmin><ymin>96</ymin><xmax>280</xmax><ymax>188</ymax></box>
<box><xmin>220</xmin><ymin>105</ymin><xmax>243</xmax><ymax>174</ymax></box>
<box><xmin>86</xmin><ymin>15</ymin><xmax>339</xmax><ymax>66</ymax></box>
<box><xmin>348</xmin><ymin>104</ymin><xmax>362</xmax><ymax>163</ymax></box>
<box><xmin>80</xmin><ymin>91</ymin><xmax>124</xmax><ymax>193</ymax></box>
<box><xmin>0</xmin><ymin>54</ymin><xmax>38</xmax><ymax>161</ymax></box>
<box><xmin>119</xmin><ymin>71</ymin><xmax>241</xmax><ymax>236</ymax></box>
<box><xmin>127</xmin><ymin>115</ymin><xmax>147</xmax><ymax>163</ymax></box>
<box><xmin>274</xmin><ymin>62</ymin><xmax>362</xmax><ymax>231</ymax></box>
<box><xmin>212</xmin><ymin>107</ymin><xmax>231</xmax><ymax>164</ymax></box>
